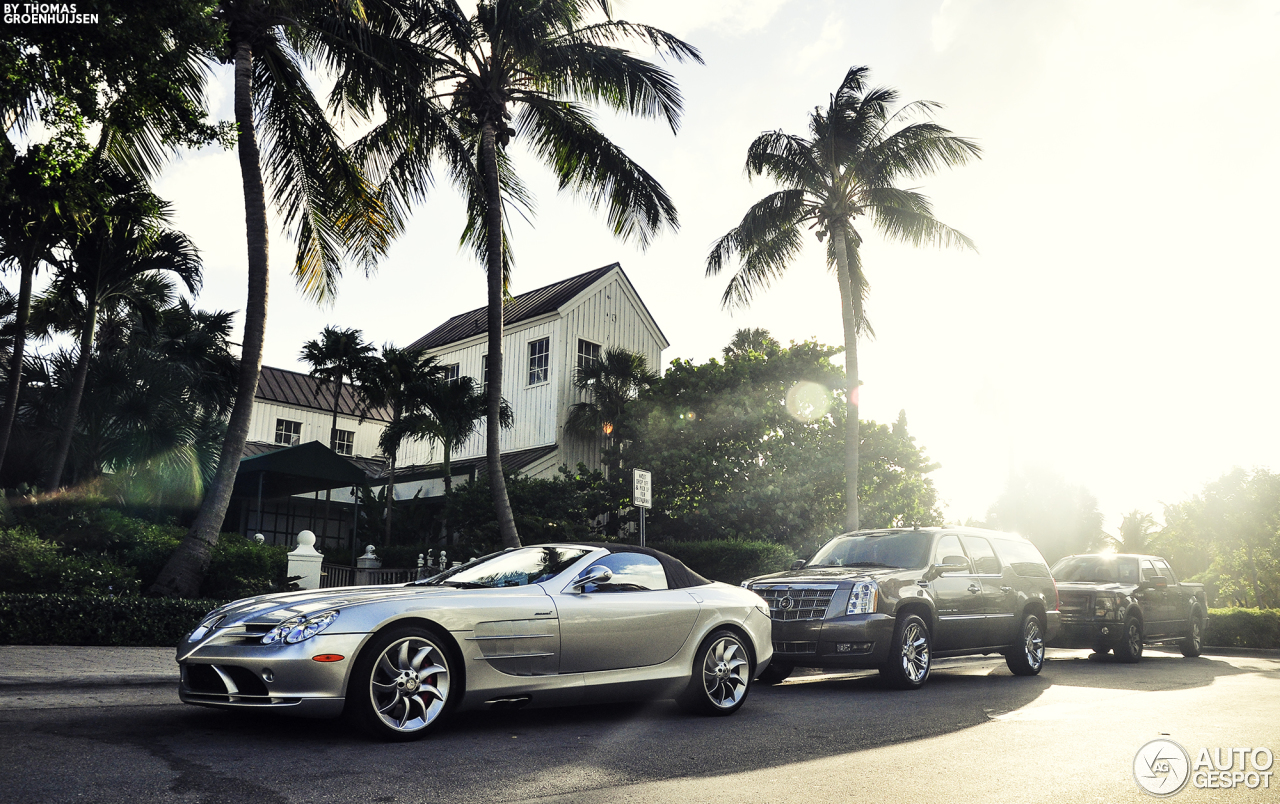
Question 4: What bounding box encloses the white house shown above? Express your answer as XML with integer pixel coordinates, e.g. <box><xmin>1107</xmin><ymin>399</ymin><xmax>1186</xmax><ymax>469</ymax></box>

<box><xmin>231</xmin><ymin>263</ymin><xmax>667</xmax><ymax>551</ymax></box>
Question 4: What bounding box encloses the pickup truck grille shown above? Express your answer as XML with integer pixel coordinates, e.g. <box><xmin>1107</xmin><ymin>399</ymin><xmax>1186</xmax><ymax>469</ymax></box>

<box><xmin>752</xmin><ymin>585</ymin><xmax>838</xmax><ymax>621</ymax></box>
<box><xmin>1058</xmin><ymin>592</ymin><xmax>1091</xmax><ymax>616</ymax></box>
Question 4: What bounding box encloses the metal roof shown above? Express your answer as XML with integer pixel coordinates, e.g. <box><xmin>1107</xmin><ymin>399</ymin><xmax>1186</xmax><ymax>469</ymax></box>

<box><xmin>407</xmin><ymin>264</ymin><xmax>622</xmax><ymax>352</ymax></box>
<box><xmin>255</xmin><ymin>365</ymin><xmax>393</xmax><ymax>423</ymax></box>
<box><xmin>393</xmin><ymin>444</ymin><xmax>559</xmax><ymax>482</ymax></box>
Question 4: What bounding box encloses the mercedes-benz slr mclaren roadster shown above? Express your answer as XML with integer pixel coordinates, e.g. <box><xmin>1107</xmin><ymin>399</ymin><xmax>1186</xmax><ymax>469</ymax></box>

<box><xmin>178</xmin><ymin>543</ymin><xmax>773</xmax><ymax>740</ymax></box>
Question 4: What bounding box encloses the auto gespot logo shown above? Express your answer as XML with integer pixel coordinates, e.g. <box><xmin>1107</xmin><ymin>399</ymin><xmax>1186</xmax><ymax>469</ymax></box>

<box><xmin>1134</xmin><ymin>739</ymin><xmax>1274</xmax><ymax>796</ymax></box>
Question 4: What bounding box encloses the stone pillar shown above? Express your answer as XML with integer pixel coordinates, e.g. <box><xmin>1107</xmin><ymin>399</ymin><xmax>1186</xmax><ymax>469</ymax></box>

<box><xmin>288</xmin><ymin>530</ymin><xmax>324</xmax><ymax>590</ymax></box>
<box><xmin>354</xmin><ymin>544</ymin><xmax>381</xmax><ymax>586</ymax></box>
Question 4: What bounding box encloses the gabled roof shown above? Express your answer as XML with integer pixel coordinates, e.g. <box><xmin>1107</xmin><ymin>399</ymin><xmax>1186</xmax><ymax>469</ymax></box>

<box><xmin>408</xmin><ymin>263</ymin><xmax>624</xmax><ymax>352</ymax></box>
<box><xmin>256</xmin><ymin>365</ymin><xmax>392</xmax><ymax>423</ymax></box>
<box><xmin>233</xmin><ymin>440</ymin><xmax>370</xmax><ymax>498</ymax></box>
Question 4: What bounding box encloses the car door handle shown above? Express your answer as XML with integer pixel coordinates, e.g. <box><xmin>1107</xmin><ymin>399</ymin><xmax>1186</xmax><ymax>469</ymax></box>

<box><xmin>1000</xmin><ymin>586</ymin><xmax>1013</xmax><ymax>593</ymax></box>
<box><xmin>967</xmin><ymin>584</ymin><xmax>981</xmax><ymax>594</ymax></box>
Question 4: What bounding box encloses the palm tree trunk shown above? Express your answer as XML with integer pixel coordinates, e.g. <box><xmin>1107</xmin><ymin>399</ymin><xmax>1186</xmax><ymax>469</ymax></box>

<box><xmin>322</xmin><ymin>377</ymin><xmax>340</xmax><ymax>543</ymax></box>
<box><xmin>45</xmin><ymin>302</ymin><xmax>98</xmax><ymax>489</ymax></box>
<box><xmin>384</xmin><ymin>450</ymin><xmax>396</xmax><ymax>545</ymax></box>
<box><xmin>440</xmin><ymin>442</ymin><xmax>452</xmax><ymax>543</ymax></box>
<box><xmin>831</xmin><ymin>226</ymin><xmax>860</xmax><ymax>532</ymax></box>
<box><xmin>150</xmin><ymin>38</ymin><xmax>269</xmax><ymax>597</ymax></box>
<box><xmin>0</xmin><ymin>260</ymin><xmax>35</xmax><ymax>474</ymax></box>
<box><xmin>479</xmin><ymin>120</ymin><xmax>520</xmax><ymax>549</ymax></box>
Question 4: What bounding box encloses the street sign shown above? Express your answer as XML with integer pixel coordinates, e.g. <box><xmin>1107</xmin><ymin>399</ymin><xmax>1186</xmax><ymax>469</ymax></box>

<box><xmin>633</xmin><ymin>469</ymin><xmax>652</xmax><ymax>509</ymax></box>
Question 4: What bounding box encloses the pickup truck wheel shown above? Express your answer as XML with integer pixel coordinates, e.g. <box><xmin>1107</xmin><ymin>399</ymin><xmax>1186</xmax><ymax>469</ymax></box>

<box><xmin>879</xmin><ymin>614</ymin><xmax>931</xmax><ymax>690</ymax></box>
<box><xmin>756</xmin><ymin>661</ymin><xmax>793</xmax><ymax>685</ymax></box>
<box><xmin>1180</xmin><ymin>609</ymin><xmax>1204</xmax><ymax>657</ymax></box>
<box><xmin>1005</xmin><ymin>612</ymin><xmax>1046</xmax><ymax>676</ymax></box>
<box><xmin>1115</xmin><ymin>616</ymin><xmax>1143</xmax><ymax>663</ymax></box>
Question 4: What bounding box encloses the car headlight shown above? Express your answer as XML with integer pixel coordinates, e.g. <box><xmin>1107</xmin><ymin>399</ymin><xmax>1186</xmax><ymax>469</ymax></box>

<box><xmin>847</xmin><ymin>581</ymin><xmax>879</xmax><ymax>615</ymax></box>
<box><xmin>261</xmin><ymin>610</ymin><xmax>339</xmax><ymax>645</ymax></box>
<box><xmin>1094</xmin><ymin>596</ymin><xmax>1116</xmax><ymax>618</ymax></box>
<box><xmin>188</xmin><ymin>614</ymin><xmax>224</xmax><ymax>642</ymax></box>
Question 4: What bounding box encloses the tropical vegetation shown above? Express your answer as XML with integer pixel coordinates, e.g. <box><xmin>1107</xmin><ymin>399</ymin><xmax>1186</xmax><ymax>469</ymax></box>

<box><xmin>707</xmin><ymin>66</ymin><xmax>980</xmax><ymax>532</ymax></box>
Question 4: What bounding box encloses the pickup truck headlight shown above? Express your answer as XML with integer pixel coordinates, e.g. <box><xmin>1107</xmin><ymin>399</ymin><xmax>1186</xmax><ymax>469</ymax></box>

<box><xmin>1094</xmin><ymin>596</ymin><xmax>1116</xmax><ymax>619</ymax></box>
<box><xmin>847</xmin><ymin>581</ymin><xmax>879</xmax><ymax>615</ymax></box>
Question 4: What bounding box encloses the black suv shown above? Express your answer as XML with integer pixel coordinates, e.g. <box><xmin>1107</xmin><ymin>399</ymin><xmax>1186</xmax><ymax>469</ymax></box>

<box><xmin>743</xmin><ymin>527</ymin><xmax>1061</xmax><ymax>689</ymax></box>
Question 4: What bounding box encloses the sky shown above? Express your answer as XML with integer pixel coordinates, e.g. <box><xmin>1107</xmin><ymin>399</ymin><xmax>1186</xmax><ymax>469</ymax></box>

<box><xmin>22</xmin><ymin>0</ymin><xmax>1280</xmax><ymax>533</ymax></box>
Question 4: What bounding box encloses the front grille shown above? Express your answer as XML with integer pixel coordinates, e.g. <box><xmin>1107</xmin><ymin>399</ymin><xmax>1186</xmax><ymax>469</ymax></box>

<box><xmin>182</xmin><ymin>663</ymin><xmax>270</xmax><ymax>697</ymax></box>
<box><xmin>773</xmin><ymin>641</ymin><xmax>818</xmax><ymax>655</ymax></box>
<box><xmin>752</xmin><ymin>585</ymin><xmax>837</xmax><ymax>621</ymax></box>
<box><xmin>1058</xmin><ymin>593</ymin><xmax>1091</xmax><ymax>615</ymax></box>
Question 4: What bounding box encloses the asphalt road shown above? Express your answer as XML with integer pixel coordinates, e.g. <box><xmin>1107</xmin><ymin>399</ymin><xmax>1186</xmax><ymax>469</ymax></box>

<box><xmin>1</xmin><ymin>648</ymin><xmax>1277</xmax><ymax>804</ymax></box>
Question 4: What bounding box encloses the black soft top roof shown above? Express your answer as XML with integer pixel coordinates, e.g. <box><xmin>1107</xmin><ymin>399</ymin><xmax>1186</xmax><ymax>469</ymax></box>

<box><xmin>576</xmin><ymin>542</ymin><xmax>712</xmax><ymax>589</ymax></box>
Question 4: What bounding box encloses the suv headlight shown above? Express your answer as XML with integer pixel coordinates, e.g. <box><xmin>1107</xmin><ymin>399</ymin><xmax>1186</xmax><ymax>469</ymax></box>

<box><xmin>847</xmin><ymin>581</ymin><xmax>879</xmax><ymax>615</ymax></box>
<box><xmin>1094</xmin><ymin>596</ymin><xmax>1116</xmax><ymax>619</ymax></box>
<box><xmin>261</xmin><ymin>610</ymin><xmax>339</xmax><ymax>645</ymax></box>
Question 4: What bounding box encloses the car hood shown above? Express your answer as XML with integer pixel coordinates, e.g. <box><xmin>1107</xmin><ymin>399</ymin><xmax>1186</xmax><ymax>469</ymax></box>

<box><xmin>201</xmin><ymin>584</ymin><xmax>532</xmax><ymax>627</ymax></box>
<box><xmin>746</xmin><ymin>566</ymin><xmax>906</xmax><ymax>586</ymax></box>
<box><xmin>1054</xmin><ymin>581</ymin><xmax>1139</xmax><ymax>595</ymax></box>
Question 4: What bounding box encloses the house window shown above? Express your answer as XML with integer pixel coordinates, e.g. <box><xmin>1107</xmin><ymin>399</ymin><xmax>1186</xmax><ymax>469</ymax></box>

<box><xmin>577</xmin><ymin>339</ymin><xmax>601</xmax><ymax>372</ymax></box>
<box><xmin>528</xmin><ymin>337</ymin><xmax>550</xmax><ymax>385</ymax></box>
<box><xmin>481</xmin><ymin>355</ymin><xmax>488</xmax><ymax>392</ymax></box>
<box><xmin>275</xmin><ymin>419</ymin><xmax>301</xmax><ymax>446</ymax></box>
<box><xmin>442</xmin><ymin>363</ymin><xmax>460</xmax><ymax>384</ymax></box>
<box><xmin>332</xmin><ymin>428</ymin><xmax>354</xmax><ymax>456</ymax></box>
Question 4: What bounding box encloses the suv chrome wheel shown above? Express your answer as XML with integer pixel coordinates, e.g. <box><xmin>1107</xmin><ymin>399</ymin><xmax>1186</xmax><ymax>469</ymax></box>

<box><xmin>1006</xmin><ymin>613</ymin><xmax>1045</xmax><ymax>676</ymax></box>
<box><xmin>880</xmin><ymin>614</ymin><xmax>931</xmax><ymax>689</ymax></box>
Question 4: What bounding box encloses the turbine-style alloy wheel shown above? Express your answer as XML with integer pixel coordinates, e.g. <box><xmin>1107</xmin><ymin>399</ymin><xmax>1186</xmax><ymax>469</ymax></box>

<box><xmin>347</xmin><ymin>627</ymin><xmax>456</xmax><ymax>740</ymax></box>
<box><xmin>679</xmin><ymin>629</ymin><xmax>752</xmax><ymax>715</ymax></box>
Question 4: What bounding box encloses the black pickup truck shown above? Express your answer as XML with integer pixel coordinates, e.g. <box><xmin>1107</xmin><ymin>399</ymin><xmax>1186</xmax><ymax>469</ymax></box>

<box><xmin>1048</xmin><ymin>553</ymin><xmax>1208</xmax><ymax>662</ymax></box>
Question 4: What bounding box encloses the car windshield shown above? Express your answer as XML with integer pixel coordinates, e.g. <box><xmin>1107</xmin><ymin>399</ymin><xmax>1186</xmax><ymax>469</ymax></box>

<box><xmin>418</xmin><ymin>546</ymin><xmax>591</xmax><ymax>588</ymax></box>
<box><xmin>1051</xmin><ymin>555</ymin><xmax>1140</xmax><ymax>584</ymax></box>
<box><xmin>807</xmin><ymin>532</ymin><xmax>931</xmax><ymax>570</ymax></box>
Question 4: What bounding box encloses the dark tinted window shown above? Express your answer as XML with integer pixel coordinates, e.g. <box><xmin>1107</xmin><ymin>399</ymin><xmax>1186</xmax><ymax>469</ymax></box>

<box><xmin>961</xmin><ymin>536</ymin><xmax>1001</xmax><ymax>574</ymax></box>
<box><xmin>933</xmin><ymin>534</ymin><xmax>972</xmax><ymax>574</ymax></box>
<box><xmin>576</xmin><ymin>553</ymin><xmax>668</xmax><ymax>592</ymax></box>
<box><xmin>1052</xmin><ymin>555</ymin><xmax>1140</xmax><ymax>583</ymax></box>
<box><xmin>810</xmin><ymin>531</ymin><xmax>932</xmax><ymax>570</ymax></box>
<box><xmin>992</xmin><ymin>539</ymin><xmax>1052</xmax><ymax>578</ymax></box>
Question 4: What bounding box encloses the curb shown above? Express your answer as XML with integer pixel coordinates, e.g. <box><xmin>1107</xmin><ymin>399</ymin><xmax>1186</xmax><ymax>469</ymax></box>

<box><xmin>0</xmin><ymin>675</ymin><xmax>177</xmax><ymax>690</ymax></box>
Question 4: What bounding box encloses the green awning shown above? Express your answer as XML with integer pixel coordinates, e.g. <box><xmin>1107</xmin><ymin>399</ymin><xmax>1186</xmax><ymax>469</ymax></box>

<box><xmin>233</xmin><ymin>440</ymin><xmax>369</xmax><ymax>499</ymax></box>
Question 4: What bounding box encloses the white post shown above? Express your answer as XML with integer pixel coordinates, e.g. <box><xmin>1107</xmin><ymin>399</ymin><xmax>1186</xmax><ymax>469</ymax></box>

<box><xmin>288</xmin><ymin>530</ymin><xmax>324</xmax><ymax>590</ymax></box>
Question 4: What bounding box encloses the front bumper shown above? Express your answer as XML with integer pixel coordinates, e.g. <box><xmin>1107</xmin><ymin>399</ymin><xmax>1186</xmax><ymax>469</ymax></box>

<box><xmin>177</xmin><ymin>632</ymin><xmax>366</xmax><ymax>718</ymax></box>
<box><xmin>768</xmin><ymin>613</ymin><xmax>897</xmax><ymax>668</ymax></box>
<box><xmin>1047</xmin><ymin>616</ymin><xmax>1122</xmax><ymax>650</ymax></box>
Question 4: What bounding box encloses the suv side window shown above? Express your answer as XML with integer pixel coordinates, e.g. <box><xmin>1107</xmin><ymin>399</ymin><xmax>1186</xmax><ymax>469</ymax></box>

<box><xmin>933</xmin><ymin>534</ymin><xmax>972</xmax><ymax>574</ymax></box>
<box><xmin>991</xmin><ymin>539</ymin><xmax>1052</xmax><ymax>578</ymax></box>
<box><xmin>576</xmin><ymin>553</ymin><xmax>669</xmax><ymax>593</ymax></box>
<box><xmin>960</xmin><ymin>536</ymin><xmax>1001</xmax><ymax>575</ymax></box>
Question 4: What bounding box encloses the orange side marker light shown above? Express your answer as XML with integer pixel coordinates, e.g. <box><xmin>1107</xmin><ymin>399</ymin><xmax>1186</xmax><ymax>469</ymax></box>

<box><xmin>312</xmin><ymin>654</ymin><xmax>345</xmax><ymax>662</ymax></box>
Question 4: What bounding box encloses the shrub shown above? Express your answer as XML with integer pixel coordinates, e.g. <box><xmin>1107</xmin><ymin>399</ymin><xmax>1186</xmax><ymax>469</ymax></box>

<box><xmin>1205</xmin><ymin>607</ymin><xmax>1280</xmax><ymax>649</ymax></box>
<box><xmin>0</xmin><ymin>593</ymin><xmax>228</xmax><ymax>646</ymax></box>
<box><xmin>0</xmin><ymin>527</ymin><xmax>143</xmax><ymax>595</ymax></box>
<box><xmin>651</xmin><ymin>539</ymin><xmax>797</xmax><ymax>586</ymax></box>
<box><xmin>202</xmin><ymin>533</ymin><xmax>296</xmax><ymax>600</ymax></box>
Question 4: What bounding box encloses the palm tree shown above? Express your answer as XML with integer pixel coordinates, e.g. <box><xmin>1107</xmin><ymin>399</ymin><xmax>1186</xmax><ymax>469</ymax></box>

<box><xmin>1113</xmin><ymin>510</ymin><xmax>1158</xmax><ymax>553</ymax></box>
<box><xmin>564</xmin><ymin>347</ymin><xmax>658</xmax><ymax>475</ymax></box>
<box><xmin>34</xmin><ymin>176</ymin><xmax>201</xmax><ymax>490</ymax></box>
<box><xmin>300</xmin><ymin>326</ymin><xmax>377</xmax><ymax>540</ymax></box>
<box><xmin>364</xmin><ymin>0</ymin><xmax>702</xmax><ymax>548</ymax></box>
<box><xmin>355</xmin><ymin>344</ymin><xmax>440</xmax><ymax>544</ymax></box>
<box><xmin>151</xmin><ymin>0</ymin><xmax>402</xmax><ymax>597</ymax></box>
<box><xmin>707</xmin><ymin>66</ymin><xmax>980</xmax><ymax>531</ymax></box>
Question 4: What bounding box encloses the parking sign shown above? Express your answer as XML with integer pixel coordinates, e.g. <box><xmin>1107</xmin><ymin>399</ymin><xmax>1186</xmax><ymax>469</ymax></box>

<box><xmin>633</xmin><ymin>469</ymin><xmax>652</xmax><ymax>509</ymax></box>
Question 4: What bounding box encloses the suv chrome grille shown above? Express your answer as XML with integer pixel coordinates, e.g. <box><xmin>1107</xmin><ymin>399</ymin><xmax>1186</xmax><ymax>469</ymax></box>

<box><xmin>752</xmin><ymin>585</ymin><xmax>838</xmax><ymax>621</ymax></box>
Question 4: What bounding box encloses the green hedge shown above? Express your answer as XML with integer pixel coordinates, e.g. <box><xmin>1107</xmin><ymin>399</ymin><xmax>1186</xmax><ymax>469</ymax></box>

<box><xmin>1205</xmin><ymin>607</ymin><xmax>1280</xmax><ymax>649</ymax></box>
<box><xmin>0</xmin><ymin>593</ymin><xmax>228</xmax><ymax>647</ymax></box>
<box><xmin>651</xmin><ymin>540</ymin><xmax>797</xmax><ymax>586</ymax></box>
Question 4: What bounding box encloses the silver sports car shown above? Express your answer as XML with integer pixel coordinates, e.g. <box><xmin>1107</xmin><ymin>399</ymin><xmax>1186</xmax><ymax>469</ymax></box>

<box><xmin>177</xmin><ymin>543</ymin><xmax>774</xmax><ymax>740</ymax></box>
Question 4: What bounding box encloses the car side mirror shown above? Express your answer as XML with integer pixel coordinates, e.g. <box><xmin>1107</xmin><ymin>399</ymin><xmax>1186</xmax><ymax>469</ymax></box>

<box><xmin>569</xmin><ymin>565</ymin><xmax>613</xmax><ymax>592</ymax></box>
<box><xmin>791</xmin><ymin>560</ymin><xmax>806</xmax><ymax>570</ymax></box>
<box><xmin>925</xmin><ymin>562</ymin><xmax>969</xmax><ymax>580</ymax></box>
